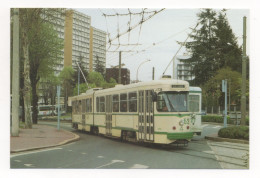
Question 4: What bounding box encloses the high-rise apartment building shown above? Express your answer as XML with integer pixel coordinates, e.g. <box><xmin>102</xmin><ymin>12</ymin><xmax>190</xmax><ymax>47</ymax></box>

<box><xmin>64</xmin><ymin>10</ymin><xmax>91</xmax><ymax>71</ymax></box>
<box><xmin>38</xmin><ymin>9</ymin><xmax>106</xmax><ymax>104</ymax></box>
<box><xmin>89</xmin><ymin>27</ymin><xmax>106</xmax><ymax>73</ymax></box>
<box><xmin>49</xmin><ymin>9</ymin><xmax>106</xmax><ymax>74</ymax></box>
<box><xmin>173</xmin><ymin>55</ymin><xmax>194</xmax><ymax>82</ymax></box>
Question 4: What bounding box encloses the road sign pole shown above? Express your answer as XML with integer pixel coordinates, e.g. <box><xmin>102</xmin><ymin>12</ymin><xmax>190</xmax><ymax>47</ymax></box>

<box><xmin>222</xmin><ymin>80</ymin><xmax>227</xmax><ymax>128</ymax></box>
<box><xmin>57</xmin><ymin>85</ymin><xmax>61</xmax><ymax>130</ymax></box>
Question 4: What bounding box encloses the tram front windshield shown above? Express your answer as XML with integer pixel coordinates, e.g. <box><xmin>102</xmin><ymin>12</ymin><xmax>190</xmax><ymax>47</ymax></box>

<box><xmin>157</xmin><ymin>91</ymin><xmax>188</xmax><ymax>112</ymax></box>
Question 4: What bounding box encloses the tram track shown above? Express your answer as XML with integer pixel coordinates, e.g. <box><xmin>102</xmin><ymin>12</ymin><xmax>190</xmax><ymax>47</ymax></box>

<box><xmin>151</xmin><ymin>140</ymin><xmax>248</xmax><ymax>168</ymax></box>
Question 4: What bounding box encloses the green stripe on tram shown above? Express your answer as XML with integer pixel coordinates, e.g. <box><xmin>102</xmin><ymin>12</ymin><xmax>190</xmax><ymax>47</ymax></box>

<box><xmin>112</xmin><ymin>127</ymin><xmax>138</xmax><ymax>131</ymax></box>
<box><xmin>189</xmin><ymin>91</ymin><xmax>202</xmax><ymax>93</ymax></box>
<box><xmin>154</xmin><ymin>132</ymin><xmax>193</xmax><ymax>140</ymax></box>
<box><xmin>154</xmin><ymin>114</ymin><xmax>190</xmax><ymax>117</ymax></box>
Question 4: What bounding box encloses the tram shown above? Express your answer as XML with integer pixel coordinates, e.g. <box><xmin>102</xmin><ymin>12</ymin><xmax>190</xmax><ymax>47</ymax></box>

<box><xmin>189</xmin><ymin>87</ymin><xmax>202</xmax><ymax>136</ymax></box>
<box><xmin>68</xmin><ymin>78</ymin><xmax>197</xmax><ymax>145</ymax></box>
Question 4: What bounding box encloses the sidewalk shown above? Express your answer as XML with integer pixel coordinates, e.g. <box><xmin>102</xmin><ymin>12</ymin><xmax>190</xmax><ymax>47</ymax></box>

<box><xmin>205</xmin><ymin>133</ymin><xmax>249</xmax><ymax>144</ymax></box>
<box><xmin>10</xmin><ymin>124</ymin><xmax>79</xmax><ymax>153</ymax></box>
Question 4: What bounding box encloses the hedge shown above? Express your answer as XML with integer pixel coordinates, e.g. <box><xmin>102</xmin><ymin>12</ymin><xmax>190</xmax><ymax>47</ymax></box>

<box><xmin>202</xmin><ymin>115</ymin><xmax>249</xmax><ymax>125</ymax></box>
<box><xmin>218</xmin><ymin>126</ymin><xmax>249</xmax><ymax>140</ymax></box>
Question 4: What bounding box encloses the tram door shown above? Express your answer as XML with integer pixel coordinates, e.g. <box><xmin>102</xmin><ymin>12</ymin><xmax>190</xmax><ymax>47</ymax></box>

<box><xmin>82</xmin><ymin>100</ymin><xmax>86</xmax><ymax>130</ymax></box>
<box><xmin>138</xmin><ymin>90</ymin><xmax>154</xmax><ymax>141</ymax></box>
<box><xmin>105</xmin><ymin>95</ymin><xmax>112</xmax><ymax>136</ymax></box>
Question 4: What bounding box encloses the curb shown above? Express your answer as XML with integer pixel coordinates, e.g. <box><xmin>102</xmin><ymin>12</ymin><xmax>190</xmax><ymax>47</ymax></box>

<box><xmin>205</xmin><ymin>135</ymin><xmax>249</xmax><ymax>144</ymax></box>
<box><xmin>10</xmin><ymin>130</ymin><xmax>80</xmax><ymax>154</ymax></box>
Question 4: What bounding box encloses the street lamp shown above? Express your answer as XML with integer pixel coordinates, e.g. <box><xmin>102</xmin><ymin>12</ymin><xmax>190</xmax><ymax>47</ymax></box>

<box><xmin>136</xmin><ymin>59</ymin><xmax>151</xmax><ymax>82</ymax></box>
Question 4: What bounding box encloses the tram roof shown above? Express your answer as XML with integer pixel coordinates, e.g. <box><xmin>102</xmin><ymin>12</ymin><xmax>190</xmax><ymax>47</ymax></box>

<box><xmin>71</xmin><ymin>79</ymin><xmax>189</xmax><ymax>99</ymax></box>
<box><xmin>189</xmin><ymin>86</ymin><xmax>202</xmax><ymax>92</ymax></box>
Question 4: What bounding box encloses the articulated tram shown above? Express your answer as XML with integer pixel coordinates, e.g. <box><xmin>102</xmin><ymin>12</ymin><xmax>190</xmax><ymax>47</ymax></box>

<box><xmin>68</xmin><ymin>78</ymin><xmax>200</xmax><ymax>145</ymax></box>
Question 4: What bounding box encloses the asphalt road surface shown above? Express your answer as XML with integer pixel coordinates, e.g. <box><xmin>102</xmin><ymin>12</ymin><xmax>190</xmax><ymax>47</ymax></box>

<box><xmin>10</xmin><ymin>122</ymin><xmax>248</xmax><ymax>169</ymax></box>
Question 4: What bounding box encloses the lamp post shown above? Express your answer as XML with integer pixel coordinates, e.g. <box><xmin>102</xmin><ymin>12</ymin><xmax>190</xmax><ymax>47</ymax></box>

<box><xmin>136</xmin><ymin>59</ymin><xmax>151</xmax><ymax>82</ymax></box>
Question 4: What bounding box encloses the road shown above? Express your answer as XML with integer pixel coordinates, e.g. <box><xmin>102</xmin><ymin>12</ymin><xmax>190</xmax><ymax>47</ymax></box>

<box><xmin>10</xmin><ymin>122</ymin><xmax>248</xmax><ymax>169</ymax></box>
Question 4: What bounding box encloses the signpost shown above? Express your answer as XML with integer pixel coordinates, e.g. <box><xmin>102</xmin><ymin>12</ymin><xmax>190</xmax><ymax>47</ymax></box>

<box><xmin>57</xmin><ymin>85</ymin><xmax>61</xmax><ymax>130</ymax></box>
<box><xmin>222</xmin><ymin>80</ymin><xmax>227</xmax><ymax>128</ymax></box>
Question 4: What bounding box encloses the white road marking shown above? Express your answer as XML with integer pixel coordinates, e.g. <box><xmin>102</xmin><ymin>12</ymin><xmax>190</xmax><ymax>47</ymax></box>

<box><xmin>14</xmin><ymin>160</ymin><xmax>21</xmax><ymax>162</ymax></box>
<box><xmin>68</xmin><ymin>150</ymin><xmax>73</xmax><ymax>152</ymax></box>
<box><xmin>11</xmin><ymin>147</ymin><xmax>63</xmax><ymax>158</ymax></box>
<box><xmin>212</xmin><ymin>126</ymin><xmax>222</xmax><ymax>129</ymax></box>
<box><xmin>201</xmin><ymin>124</ymin><xmax>209</xmax><ymax>128</ymax></box>
<box><xmin>24</xmin><ymin>164</ymin><xmax>34</xmax><ymax>167</ymax></box>
<box><xmin>130</xmin><ymin>164</ymin><xmax>149</xmax><ymax>169</ymax></box>
<box><xmin>97</xmin><ymin>156</ymin><xmax>104</xmax><ymax>158</ymax></box>
<box><xmin>202</xmin><ymin>150</ymin><xmax>214</xmax><ymax>154</ymax></box>
<box><xmin>96</xmin><ymin>160</ymin><xmax>125</xmax><ymax>168</ymax></box>
<box><xmin>81</xmin><ymin>152</ymin><xmax>87</xmax><ymax>155</ymax></box>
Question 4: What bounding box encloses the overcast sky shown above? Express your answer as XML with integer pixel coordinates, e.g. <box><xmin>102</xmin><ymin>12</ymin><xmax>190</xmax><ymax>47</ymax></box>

<box><xmin>76</xmin><ymin>8</ymin><xmax>249</xmax><ymax>82</ymax></box>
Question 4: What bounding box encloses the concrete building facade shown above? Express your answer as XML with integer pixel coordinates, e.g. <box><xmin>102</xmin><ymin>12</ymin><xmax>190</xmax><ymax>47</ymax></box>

<box><xmin>173</xmin><ymin>54</ymin><xmax>194</xmax><ymax>82</ymax></box>
<box><xmin>89</xmin><ymin>27</ymin><xmax>106</xmax><ymax>72</ymax></box>
<box><xmin>64</xmin><ymin>10</ymin><xmax>91</xmax><ymax>71</ymax></box>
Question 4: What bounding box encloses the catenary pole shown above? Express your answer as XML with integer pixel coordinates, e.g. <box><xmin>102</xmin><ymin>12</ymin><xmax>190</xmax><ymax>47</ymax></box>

<box><xmin>118</xmin><ymin>51</ymin><xmax>122</xmax><ymax>84</ymax></box>
<box><xmin>241</xmin><ymin>16</ymin><xmax>247</xmax><ymax>125</ymax></box>
<box><xmin>11</xmin><ymin>8</ymin><xmax>20</xmax><ymax>136</ymax></box>
<box><xmin>152</xmin><ymin>67</ymin><xmax>155</xmax><ymax>80</ymax></box>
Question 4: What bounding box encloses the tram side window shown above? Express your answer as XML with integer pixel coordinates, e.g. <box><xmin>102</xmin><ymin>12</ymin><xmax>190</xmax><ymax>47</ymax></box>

<box><xmin>189</xmin><ymin>95</ymin><xmax>200</xmax><ymax>112</ymax></box>
<box><xmin>90</xmin><ymin>98</ymin><xmax>92</xmax><ymax>112</ymax></box>
<box><xmin>82</xmin><ymin>99</ymin><xmax>86</xmax><ymax>113</ymax></box>
<box><xmin>86</xmin><ymin>98</ymin><xmax>92</xmax><ymax>112</ymax></box>
<box><xmin>120</xmin><ymin>93</ymin><xmax>128</xmax><ymax>112</ymax></box>
<box><xmin>76</xmin><ymin>100</ymin><xmax>79</xmax><ymax>113</ymax></box>
<box><xmin>96</xmin><ymin>97</ymin><xmax>100</xmax><ymax>112</ymax></box>
<box><xmin>128</xmin><ymin>92</ymin><xmax>137</xmax><ymax>112</ymax></box>
<box><xmin>72</xmin><ymin>101</ymin><xmax>75</xmax><ymax>114</ymax></box>
<box><xmin>112</xmin><ymin>95</ymin><xmax>119</xmax><ymax>112</ymax></box>
<box><xmin>100</xmin><ymin>96</ymin><xmax>105</xmax><ymax>112</ymax></box>
<box><xmin>78</xmin><ymin>100</ymin><xmax>82</xmax><ymax>114</ymax></box>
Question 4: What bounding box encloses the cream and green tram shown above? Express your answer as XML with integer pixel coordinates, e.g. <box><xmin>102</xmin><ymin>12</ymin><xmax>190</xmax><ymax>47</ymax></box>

<box><xmin>68</xmin><ymin>78</ymin><xmax>196</xmax><ymax>145</ymax></box>
<box><xmin>189</xmin><ymin>87</ymin><xmax>202</xmax><ymax>136</ymax></box>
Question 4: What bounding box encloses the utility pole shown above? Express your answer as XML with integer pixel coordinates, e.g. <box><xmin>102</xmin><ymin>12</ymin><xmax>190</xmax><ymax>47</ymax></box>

<box><xmin>118</xmin><ymin>51</ymin><xmax>122</xmax><ymax>84</ymax></box>
<box><xmin>78</xmin><ymin>61</ymin><xmax>80</xmax><ymax>95</ymax></box>
<box><xmin>241</xmin><ymin>16</ymin><xmax>247</xmax><ymax>125</ymax></box>
<box><xmin>152</xmin><ymin>67</ymin><xmax>155</xmax><ymax>80</ymax></box>
<box><xmin>222</xmin><ymin>79</ymin><xmax>227</xmax><ymax>128</ymax></box>
<box><xmin>57</xmin><ymin>85</ymin><xmax>61</xmax><ymax>130</ymax></box>
<box><xmin>11</xmin><ymin>8</ymin><xmax>20</xmax><ymax>136</ymax></box>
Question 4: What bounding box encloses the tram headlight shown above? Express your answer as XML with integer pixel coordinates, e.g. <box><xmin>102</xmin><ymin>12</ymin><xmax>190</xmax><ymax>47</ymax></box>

<box><xmin>179</xmin><ymin>120</ymin><xmax>184</xmax><ymax>126</ymax></box>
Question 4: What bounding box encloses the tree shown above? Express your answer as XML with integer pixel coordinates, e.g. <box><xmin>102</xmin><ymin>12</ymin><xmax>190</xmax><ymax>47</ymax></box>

<box><xmin>59</xmin><ymin>66</ymin><xmax>75</xmax><ymax>112</ymax></box>
<box><xmin>40</xmin><ymin>73</ymin><xmax>59</xmax><ymax>105</ymax></box>
<box><xmin>94</xmin><ymin>55</ymin><xmax>105</xmax><ymax>77</ymax></box>
<box><xmin>87</xmin><ymin>71</ymin><xmax>105</xmax><ymax>87</ymax></box>
<box><xmin>29</xmin><ymin>22</ymin><xmax>63</xmax><ymax>124</ymax></box>
<box><xmin>202</xmin><ymin>67</ymin><xmax>244</xmax><ymax>112</ymax></box>
<box><xmin>19</xmin><ymin>8</ymin><xmax>65</xmax><ymax>127</ymax></box>
<box><xmin>73</xmin><ymin>83</ymin><xmax>89</xmax><ymax>96</ymax></box>
<box><xmin>183</xmin><ymin>9</ymin><xmax>242</xmax><ymax>86</ymax></box>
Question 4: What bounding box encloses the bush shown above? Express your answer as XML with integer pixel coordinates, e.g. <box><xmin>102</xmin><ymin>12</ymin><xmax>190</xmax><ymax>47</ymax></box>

<box><xmin>218</xmin><ymin>126</ymin><xmax>249</xmax><ymax>140</ymax></box>
<box><xmin>202</xmin><ymin>115</ymin><xmax>231</xmax><ymax>123</ymax></box>
<box><xmin>202</xmin><ymin>115</ymin><xmax>249</xmax><ymax>125</ymax></box>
